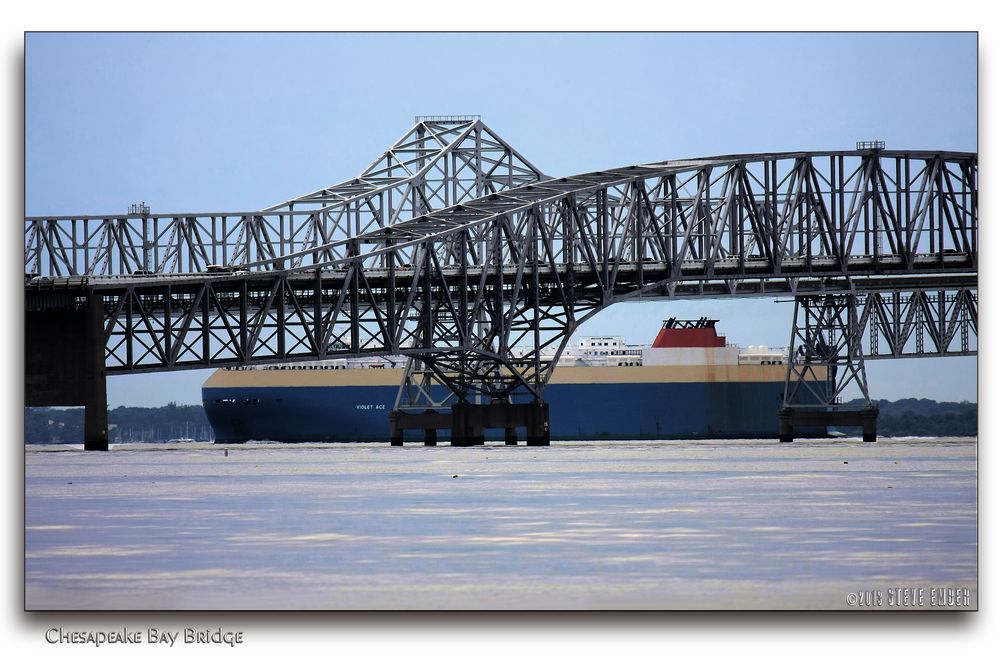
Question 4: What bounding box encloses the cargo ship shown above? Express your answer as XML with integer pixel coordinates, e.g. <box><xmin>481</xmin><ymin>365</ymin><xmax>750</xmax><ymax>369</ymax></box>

<box><xmin>202</xmin><ymin>318</ymin><xmax>827</xmax><ymax>442</ymax></box>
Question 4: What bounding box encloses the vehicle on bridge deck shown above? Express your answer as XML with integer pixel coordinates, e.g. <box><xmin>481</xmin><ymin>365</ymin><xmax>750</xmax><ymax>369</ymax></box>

<box><xmin>201</xmin><ymin>318</ymin><xmax>829</xmax><ymax>443</ymax></box>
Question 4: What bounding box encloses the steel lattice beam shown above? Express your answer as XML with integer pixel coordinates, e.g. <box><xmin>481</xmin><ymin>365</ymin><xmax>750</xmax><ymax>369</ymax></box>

<box><xmin>861</xmin><ymin>288</ymin><xmax>978</xmax><ymax>360</ymax></box>
<box><xmin>782</xmin><ymin>288</ymin><xmax>977</xmax><ymax>409</ymax></box>
<box><xmin>783</xmin><ymin>294</ymin><xmax>873</xmax><ymax>409</ymax></box>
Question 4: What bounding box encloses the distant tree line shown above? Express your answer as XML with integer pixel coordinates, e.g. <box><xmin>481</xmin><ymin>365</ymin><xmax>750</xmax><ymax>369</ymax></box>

<box><xmin>841</xmin><ymin>398</ymin><xmax>977</xmax><ymax>437</ymax></box>
<box><xmin>23</xmin><ymin>397</ymin><xmax>976</xmax><ymax>444</ymax></box>
<box><xmin>24</xmin><ymin>403</ymin><xmax>215</xmax><ymax>444</ymax></box>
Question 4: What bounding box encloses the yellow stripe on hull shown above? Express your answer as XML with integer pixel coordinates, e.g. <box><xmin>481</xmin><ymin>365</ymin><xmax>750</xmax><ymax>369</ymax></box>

<box><xmin>203</xmin><ymin>364</ymin><xmax>799</xmax><ymax>389</ymax></box>
<box><xmin>203</xmin><ymin>368</ymin><xmax>406</xmax><ymax>388</ymax></box>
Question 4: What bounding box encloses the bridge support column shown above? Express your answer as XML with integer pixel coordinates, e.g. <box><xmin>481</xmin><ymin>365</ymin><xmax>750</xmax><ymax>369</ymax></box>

<box><xmin>860</xmin><ymin>406</ymin><xmax>879</xmax><ymax>443</ymax></box>
<box><xmin>388</xmin><ymin>411</ymin><xmax>404</xmax><ymax>446</ymax></box>
<box><xmin>778</xmin><ymin>407</ymin><xmax>793</xmax><ymax>443</ymax></box>
<box><xmin>525</xmin><ymin>402</ymin><xmax>550</xmax><ymax>447</ymax></box>
<box><xmin>83</xmin><ymin>293</ymin><xmax>108</xmax><ymax>451</ymax></box>
<box><xmin>504</xmin><ymin>427</ymin><xmax>518</xmax><ymax>446</ymax></box>
<box><xmin>449</xmin><ymin>404</ymin><xmax>488</xmax><ymax>446</ymax></box>
<box><xmin>84</xmin><ymin>371</ymin><xmax>109</xmax><ymax>451</ymax></box>
<box><xmin>456</xmin><ymin>405</ymin><xmax>485</xmax><ymax>446</ymax></box>
<box><xmin>421</xmin><ymin>409</ymin><xmax>439</xmax><ymax>446</ymax></box>
<box><xmin>450</xmin><ymin>403</ymin><xmax>474</xmax><ymax>447</ymax></box>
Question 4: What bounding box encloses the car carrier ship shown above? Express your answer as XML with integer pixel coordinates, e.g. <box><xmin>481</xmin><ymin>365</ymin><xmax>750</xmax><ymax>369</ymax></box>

<box><xmin>202</xmin><ymin>318</ymin><xmax>827</xmax><ymax>442</ymax></box>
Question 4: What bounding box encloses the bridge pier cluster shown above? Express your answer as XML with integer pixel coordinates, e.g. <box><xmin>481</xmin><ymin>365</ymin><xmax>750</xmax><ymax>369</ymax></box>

<box><xmin>389</xmin><ymin>402</ymin><xmax>550</xmax><ymax>447</ymax></box>
<box><xmin>778</xmin><ymin>406</ymin><xmax>879</xmax><ymax>443</ymax></box>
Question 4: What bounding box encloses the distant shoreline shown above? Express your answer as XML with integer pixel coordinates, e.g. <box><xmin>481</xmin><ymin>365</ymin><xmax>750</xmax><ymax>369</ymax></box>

<box><xmin>23</xmin><ymin>398</ymin><xmax>977</xmax><ymax>445</ymax></box>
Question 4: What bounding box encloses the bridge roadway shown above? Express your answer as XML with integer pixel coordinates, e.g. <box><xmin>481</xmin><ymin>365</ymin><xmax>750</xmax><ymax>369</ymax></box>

<box><xmin>26</xmin><ymin>254</ymin><xmax>975</xmax><ymax>372</ymax></box>
<box><xmin>34</xmin><ymin>253</ymin><xmax>975</xmax><ymax>293</ymax></box>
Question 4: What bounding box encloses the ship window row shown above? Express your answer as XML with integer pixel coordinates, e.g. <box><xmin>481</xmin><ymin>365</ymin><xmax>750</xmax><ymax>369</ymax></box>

<box><xmin>212</xmin><ymin>398</ymin><xmax>260</xmax><ymax>405</ymax></box>
<box><xmin>264</xmin><ymin>363</ymin><xmax>398</xmax><ymax>370</ymax></box>
<box><xmin>228</xmin><ymin>363</ymin><xmax>401</xmax><ymax>371</ymax></box>
<box><xmin>254</xmin><ymin>364</ymin><xmax>349</xmax><ymax>370</ymax></box>
<box><xmin>273</xmin><ymin>364</ymin><xmax>349</xmax><ymax>370</ymax></box>
<box><xmin>616</xmin><ymin>362</ymin><xmax>642</xmax><ymax>367</ymax></box>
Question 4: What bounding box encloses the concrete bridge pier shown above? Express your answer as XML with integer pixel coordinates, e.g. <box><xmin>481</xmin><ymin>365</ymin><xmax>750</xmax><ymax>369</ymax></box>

<box><xmin>525</xmin><ymin>402</ymin><xmax>550</xmax><ymax>447</ymax></box>
<box><xmin>82</xmin><ymin>291</ymin><xmax>109</xmax><ymax>451</ymax></box>
<box><xmin>83</xmin><ymin>367</ymin><xmax>109</xmax><ymax>451</ymax></box>
<box><xmin>25</xmin><ymin>291</ymin><xmax>109</xmax><ymax>451</ymax></box>
<box><xmin>448</xmin><ymin>401</ymin><xmax>550</xmax><ymax>447</ymax></box>
<box><xmin>388</xmin><ymin>411</ymin><xmax>404</xmax><ymax>446</ymax></box>
<box><xmin>778</xmin><ymin>406</ymin><xmax>879</xmax><ymax>443</ymax></box>
<box><xmin>388</xmin><ymin>409</ymin><xmax>447</xmax><ymax>446</ymax></box>
<box><xmin>445</xmin><ymin>403</ymin><xmax>480</xmax><ymax>445</ymax></box>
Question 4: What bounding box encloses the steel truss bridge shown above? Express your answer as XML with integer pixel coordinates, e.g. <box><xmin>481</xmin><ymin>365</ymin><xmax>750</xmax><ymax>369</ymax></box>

<box><xmin>25</xmin><ymin>117</ymin><xmax>977</xmax><ymax>448</ymax></box>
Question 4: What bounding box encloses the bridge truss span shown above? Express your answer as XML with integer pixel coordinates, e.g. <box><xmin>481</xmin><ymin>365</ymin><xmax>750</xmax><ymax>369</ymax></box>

<box><xmin>25</xmin><ymin>118</ymin><xmax>545</xmax><ymax>277</ymax></box>
<box><xmin>24</xmin><ymin>118</ymin><xmax>978</xmax><ymax>447</ymax></box>
<box><xmin>257</xmin><ymin>149</ymin><xmax>977</xmax><ymax>280</ymax></box>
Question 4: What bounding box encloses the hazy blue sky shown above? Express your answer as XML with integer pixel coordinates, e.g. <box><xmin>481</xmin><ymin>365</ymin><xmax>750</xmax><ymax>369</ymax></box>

<box><xmin>24</xmin><ymin>32</ymin><xmax>978</xmax><ymax>405</ymax></box>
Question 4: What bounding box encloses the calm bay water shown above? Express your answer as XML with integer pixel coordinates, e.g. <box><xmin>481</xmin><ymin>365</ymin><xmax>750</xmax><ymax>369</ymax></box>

<box><xmin>25</xmin><ymin>438</ymin><xmax>977</xmax><ymax>610</ymax></box>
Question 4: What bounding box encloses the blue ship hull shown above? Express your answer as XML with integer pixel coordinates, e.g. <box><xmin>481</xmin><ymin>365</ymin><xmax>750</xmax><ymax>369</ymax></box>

<box><xmin>203</xmin><ymin>380</ymin><xmax>821</xmax><ymax>442</ymax></box>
